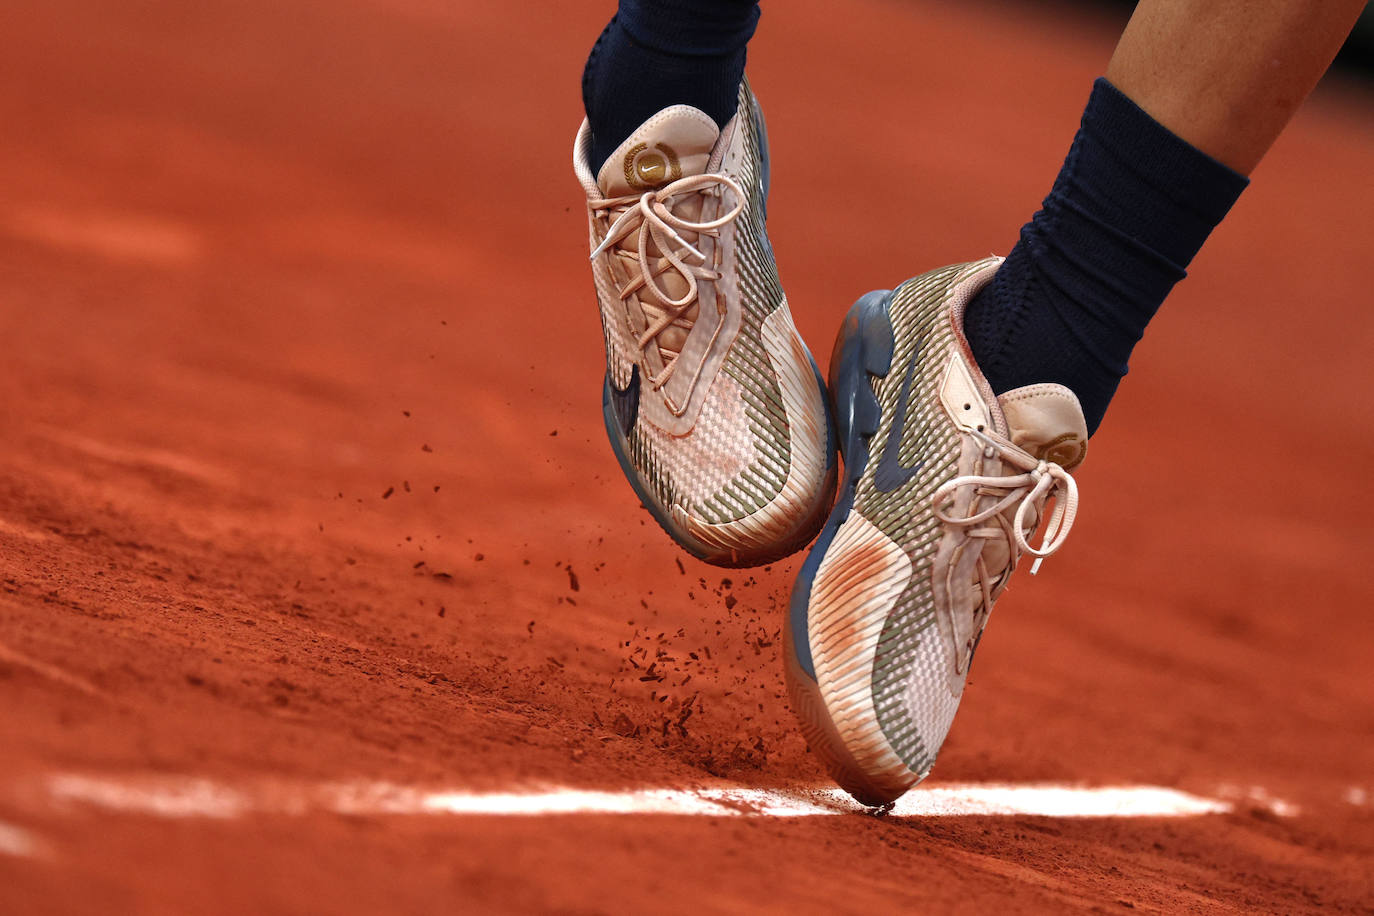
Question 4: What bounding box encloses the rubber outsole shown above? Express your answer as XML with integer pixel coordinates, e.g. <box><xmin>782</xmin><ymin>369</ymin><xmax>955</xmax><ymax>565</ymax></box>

<box><xmin>785</xmin><ymin>289</ymin><xmax>920</xmax><ymax>807</ymax></box>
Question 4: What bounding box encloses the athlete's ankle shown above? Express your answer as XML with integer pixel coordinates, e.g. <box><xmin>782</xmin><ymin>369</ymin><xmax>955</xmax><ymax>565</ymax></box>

<box><xmin>964</xmin><ymin>78</ymin><xmax>1248</xmax><ymax>436</ymax></box>
<box><xmin>582</xmin><ymin>1</ymin><xmax>759</xmax><ymax>175</ymax></box>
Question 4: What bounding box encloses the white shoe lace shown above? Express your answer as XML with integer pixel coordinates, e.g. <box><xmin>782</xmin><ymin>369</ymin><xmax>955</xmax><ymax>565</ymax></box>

<box><xmin>930</xmin><ymin>436</ymin><xmax>1078</xmax><ymax>672</ymax></box>
<box><xmin>933</xmin><ymin>435</ymin><xmax>1079</xmax><ymax>578</ymax></box>
<box><xmin>589</xmin><ymin>173</ymin><xmax>745</xmax><ymax>397</ymax></box>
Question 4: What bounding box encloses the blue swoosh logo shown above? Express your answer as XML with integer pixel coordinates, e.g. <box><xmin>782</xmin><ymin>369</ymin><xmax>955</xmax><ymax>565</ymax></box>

<box><xmin>608</xmin><ymin>364</ymin><xmax>640</xmax><ymax>437</ymax></box>
<box><xmin>872</xmin><ymin>337</ymin><xmax>925</xmax><ymax>493</ymax></box>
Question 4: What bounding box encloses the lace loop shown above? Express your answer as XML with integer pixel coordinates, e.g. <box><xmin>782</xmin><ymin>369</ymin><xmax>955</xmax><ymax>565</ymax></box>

<box><xmin>590</xmin><ymin>173</ymin><xmax>744</xmax><ymax>311</ymax></box>
<box><xmin>933</xmin><ymin>454</ymin><xmax>1078</xmax><ymax>578</ymax></box>
<box><xmin>588</xmin><ymin>173</ymin><xmax>741</xmax><ymax>398</ymax></box>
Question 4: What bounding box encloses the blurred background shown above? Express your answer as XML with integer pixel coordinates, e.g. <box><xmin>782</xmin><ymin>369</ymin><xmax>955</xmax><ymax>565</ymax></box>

<box><xmin>1073</xmin><ymin>0</ymin><xmax>1374</xmax><ymax>76</ymax></box>
<box><xmin>1</xmin><ymin>1</ymin><xmax>1371</xmax><ymax>912</ymax></box>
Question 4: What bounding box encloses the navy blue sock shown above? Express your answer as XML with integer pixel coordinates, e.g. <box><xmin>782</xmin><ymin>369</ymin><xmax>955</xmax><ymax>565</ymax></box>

<box><xmin>583</xmin><ymin>0</ymin><xmax>760</xmax><ymax>175</ymax></box>
<box><xmin>964</xmin><ymin>78</ymin><xmax>1249</xmax><ymax>436</ymax></box>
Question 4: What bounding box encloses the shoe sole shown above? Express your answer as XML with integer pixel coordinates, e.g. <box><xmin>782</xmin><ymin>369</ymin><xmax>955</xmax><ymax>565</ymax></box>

<box><xmin>785</xmin><ymin>288</ymin><xmax>922</xmax><ymax>806</ymax></box>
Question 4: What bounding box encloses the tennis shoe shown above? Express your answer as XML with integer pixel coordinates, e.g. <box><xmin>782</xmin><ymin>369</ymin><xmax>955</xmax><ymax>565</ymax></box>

<box><xmin>572</xmin><ymin>81</ymin><xmax>835</xmax><ymax>567</ymax></box>
<box><xmin>786</xmin><ymin>259</ymin><xmax>1086</xmax><ymax>804</ymax></box>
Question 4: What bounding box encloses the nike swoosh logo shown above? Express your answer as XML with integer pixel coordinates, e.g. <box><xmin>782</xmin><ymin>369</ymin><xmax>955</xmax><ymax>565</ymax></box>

<box><xmin>608</xmin><ymin>364</ymin><xmax>640</xmax><ymax>437</ymax></box>
<box><xmin>872</xmin><ymin>337</ymin><xmax>925</xmax><ymax>493</ymax></box>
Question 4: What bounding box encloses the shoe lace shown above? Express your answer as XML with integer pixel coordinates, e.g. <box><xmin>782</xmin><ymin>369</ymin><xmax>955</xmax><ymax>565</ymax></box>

<box><xmin>589</xmin><ymin>173</ymin><xmax>745</xmax><ymax>397</ymax></box>
<box><xmin>932</xmin><ymin>433</ymin><xmax>1079</xmax><ymax>621</ymax></box>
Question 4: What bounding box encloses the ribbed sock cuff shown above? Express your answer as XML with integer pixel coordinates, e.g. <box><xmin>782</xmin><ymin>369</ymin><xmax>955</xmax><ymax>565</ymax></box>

<box><xmin>964</xmin><ymin>78</ymin><xmax>1252</xmax><ymax>436</ymax></box>
<box><xmin>1074</xmin><ymin>78</ymin><xmax>1249</xmax><ymax>270</ymax></box>
<box><xmin>616</xmin><ymin>0</ymin><xmax>760</xmax><ymax>57</ymax></box>
<box><xmin>581</xmin><ymin>3</ymin><xmax>757</xmax><ymax>174</ymax></box>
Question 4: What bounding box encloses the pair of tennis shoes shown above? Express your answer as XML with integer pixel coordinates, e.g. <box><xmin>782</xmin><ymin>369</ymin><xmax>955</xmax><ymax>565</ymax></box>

<box><xmin>573</xmin><ymin>82</ymin><xmax>1085</xmax><ymax>806</ymax></box>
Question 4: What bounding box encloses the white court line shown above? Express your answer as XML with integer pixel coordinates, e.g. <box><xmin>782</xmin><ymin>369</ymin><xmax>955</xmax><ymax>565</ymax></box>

<box><xmin>49</xmin><ymin>775</ymin><xmax>247</xmax><ymax>819</ymax></box>
<box><xmin>0</xmin><ymin>820</ymin><xmax>41</xmax><ymax>858</ymax></box>
<box><xmin>1213</xmin><ymin>783</ymin><xmax>1307</xmax><ymax>818</ymax></box>
<box><xmin>42</xmin><ymin>774</ymin><xmax>1248</xmax><ymax>820</ymax></box>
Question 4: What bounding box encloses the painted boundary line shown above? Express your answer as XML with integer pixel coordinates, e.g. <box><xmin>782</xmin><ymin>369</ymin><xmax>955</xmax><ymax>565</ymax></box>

<box><xmin>0</xmin><ymin>820</ymin><xmax>41</xmax><ymax>858</ymax></box>
<box><xmin>37</xmin><ymin>774</ymin><xmax>1249</xmax><ymax>820</ymax></box>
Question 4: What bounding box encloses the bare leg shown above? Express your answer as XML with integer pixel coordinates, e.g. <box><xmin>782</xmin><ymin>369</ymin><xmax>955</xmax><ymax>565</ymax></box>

<box><xmin>1106</xmin><ymin>0</ymin><xmax>1367</xmax><ymax>175</ymax></box>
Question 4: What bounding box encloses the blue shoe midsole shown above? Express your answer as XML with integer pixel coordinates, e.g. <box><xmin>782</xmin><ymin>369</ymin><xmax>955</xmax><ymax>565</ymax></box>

<box><xmin>788</xmin><ymin>289</ymin><xmax>895</xmax><ymax>680</ymax></box>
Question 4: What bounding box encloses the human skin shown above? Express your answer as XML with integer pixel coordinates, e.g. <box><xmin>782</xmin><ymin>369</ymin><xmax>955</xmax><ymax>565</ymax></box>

<box><xmin>1105</xmin><ymin>0</ymin><xmax>1368</xmax><ymax>175</ymax></box>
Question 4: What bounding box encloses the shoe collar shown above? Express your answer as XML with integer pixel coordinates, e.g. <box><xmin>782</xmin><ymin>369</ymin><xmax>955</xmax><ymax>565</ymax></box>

<box><xmin>942</xmin><ymin>259</ymin><xmax>1088</xmax><ymax>470</ymax></box>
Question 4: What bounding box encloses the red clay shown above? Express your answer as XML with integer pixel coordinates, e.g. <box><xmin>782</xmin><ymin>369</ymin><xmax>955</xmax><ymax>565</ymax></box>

<box><xmin>1</xmin><ymin>0</ymin><xmax>1372</xmax><ymax>912</ymax></box>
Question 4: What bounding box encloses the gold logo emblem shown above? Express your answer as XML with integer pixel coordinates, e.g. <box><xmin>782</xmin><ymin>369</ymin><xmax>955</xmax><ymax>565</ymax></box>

<box><xmin>1039</xmin><ymin>433</ymin><xmax>1086</xmax><ymax>469</ymax></box>
<box><xmin>623</xmin><ymin>142</ymin><xmax>681</xmax><ymax>190</ymax></box>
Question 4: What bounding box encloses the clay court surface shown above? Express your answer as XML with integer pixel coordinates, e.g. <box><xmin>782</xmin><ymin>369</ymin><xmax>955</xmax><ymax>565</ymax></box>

<box><xmin>2</xmin><ymin>0</ymin><xmax>1373</xmax><ymax>911</ymax></box>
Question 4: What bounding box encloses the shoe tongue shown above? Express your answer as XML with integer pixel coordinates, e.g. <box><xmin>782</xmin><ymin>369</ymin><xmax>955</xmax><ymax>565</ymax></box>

<box><xmin>596</xmin><ymin>105</ymin><xmax>720</xmax><ymax>197</ymax></box>
<box><xmin>996</xmin><ymin>384</ymin><xmax>1089</xmax><ymax>470</ymax></box>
